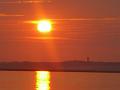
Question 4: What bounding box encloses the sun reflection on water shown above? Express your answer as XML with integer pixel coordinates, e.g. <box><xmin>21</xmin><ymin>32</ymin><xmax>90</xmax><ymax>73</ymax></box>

<box><xmin>36</xmin><ymin>71</ymin><xmax>50</xmax><ymax>90</ymax></box>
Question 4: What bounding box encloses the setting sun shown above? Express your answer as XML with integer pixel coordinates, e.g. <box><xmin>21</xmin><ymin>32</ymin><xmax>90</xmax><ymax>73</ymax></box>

<box><xmin>37</xmin><ymin>20</ymin><xmax>52</xmax><ymax>33</ymax></box>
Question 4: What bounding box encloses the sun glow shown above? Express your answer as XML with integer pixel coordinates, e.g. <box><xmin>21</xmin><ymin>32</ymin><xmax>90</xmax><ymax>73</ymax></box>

<box><xmin>36</xmin><ymin>71</ymin><xmax>50</xmax><ymax>90</ymax></box>
<box><xmin>37</xmin><ymin>20</ymin><xmax>52</xmax><ymax>33</ymax></box>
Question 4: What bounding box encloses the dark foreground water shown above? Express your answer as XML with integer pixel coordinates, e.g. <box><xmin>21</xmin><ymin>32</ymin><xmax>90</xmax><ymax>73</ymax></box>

<box><xmin>0</xmin><ymin>71</ymin><xmax>120</xmax><ymax>90</ymax></box>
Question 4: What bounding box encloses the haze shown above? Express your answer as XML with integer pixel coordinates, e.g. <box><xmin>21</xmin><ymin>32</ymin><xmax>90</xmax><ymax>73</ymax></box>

<box><xmin>0</xmin><ymin>0</ymin><xmax>120</xmax><ymax>62</ymax></box>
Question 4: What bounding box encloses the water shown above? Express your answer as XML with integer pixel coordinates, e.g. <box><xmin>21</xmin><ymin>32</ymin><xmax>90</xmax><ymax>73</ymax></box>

<box><xmin>0</xmin><ymin>71</ymin><xmax>120</xmax><ymax>90</ymax></box>
<box><xmin>36</xmin><ymin>71</ymin><xmax>50</xmax><ymax>90</ymax></box>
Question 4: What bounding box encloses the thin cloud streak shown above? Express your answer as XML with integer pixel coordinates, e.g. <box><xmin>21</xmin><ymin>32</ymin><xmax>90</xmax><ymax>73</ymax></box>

<box><xmin>0</xmin><ymin>0</ymin><xmax>52</xmax><ymax>4</ymax></box>
<box><xmin>24</xmin><ymin>17</ymin><xmax>120</xmax><ymax>24</ymax></box>
<box><xmin>50</xmin><ymin>18</ymin><xmax>120</xmax><ymax>21</ymax></box>
<box><xmin>26</xmin><ymin>37</ymin><xmax>81</xmax><ymax>40</ymax></box>
<box><xmin>0</xmin><ymin>13</ymin><xmax>24</xmax><ymax>17</ymax></box>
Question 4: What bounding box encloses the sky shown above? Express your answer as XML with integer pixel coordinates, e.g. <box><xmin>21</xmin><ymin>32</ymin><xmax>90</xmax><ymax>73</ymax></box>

<box><xmin>0</xmin><ymin>0</ymin><xmax>120</xmax><ymax>62</ymax></box>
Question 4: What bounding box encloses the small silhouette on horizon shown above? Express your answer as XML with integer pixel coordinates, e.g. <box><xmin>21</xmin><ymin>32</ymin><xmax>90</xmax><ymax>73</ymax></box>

<box><xmin>86</xmin><ymin>57</ymin><xmax>90</xmax><ymax>62</ymax></box>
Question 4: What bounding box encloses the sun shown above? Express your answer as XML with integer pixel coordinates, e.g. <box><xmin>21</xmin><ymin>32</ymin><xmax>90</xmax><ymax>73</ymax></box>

<box><xmin>37</xmin><ymin>20</ymin><xmax>52</xmax><ymax>33</ymax></box>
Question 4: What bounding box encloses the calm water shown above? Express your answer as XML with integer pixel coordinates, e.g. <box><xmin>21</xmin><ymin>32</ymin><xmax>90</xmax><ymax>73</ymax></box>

<box><xmin>0</xmin><ymin>71</ymin><xmax>120</xmax><ymax>90</ymax></box>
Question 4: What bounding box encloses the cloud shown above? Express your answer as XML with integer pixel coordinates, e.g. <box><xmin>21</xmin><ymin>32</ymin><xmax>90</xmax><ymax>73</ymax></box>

<box><xmin>50</xmin><ymin>18</ymin><xmax>120</xmax><ymax>21</ymax></box>
<box><xmin>0</xmin><ymin>0</ymin><xmax>52</xmax><ymax>4</ymax></box>
<box><xmin>0</xmin><ymin>13</ymin><xmax>24</xmax><ymax>17</ymax></box>
<box><xmin>24</xmin><ymin>17</ymin><xmax>120</xmax><ymax>23</ymax></box>
<box><xmin>26</xmin><ymin>37</ymin><xmax>81</xmax><ymax>40</ymax></box>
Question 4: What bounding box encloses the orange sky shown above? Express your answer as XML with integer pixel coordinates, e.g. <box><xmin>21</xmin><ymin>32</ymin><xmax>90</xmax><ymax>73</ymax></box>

<box><xmin>0</xmin><ymin>0</ymin><xmax>120</xmax><ymax>62</ymax></box>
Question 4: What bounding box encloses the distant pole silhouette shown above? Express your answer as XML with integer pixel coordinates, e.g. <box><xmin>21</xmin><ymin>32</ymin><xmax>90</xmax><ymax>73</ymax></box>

<box><xmin>87</xmin><ymin>57</ymin><xmax>90</xmax><ymax>62</ymax></box>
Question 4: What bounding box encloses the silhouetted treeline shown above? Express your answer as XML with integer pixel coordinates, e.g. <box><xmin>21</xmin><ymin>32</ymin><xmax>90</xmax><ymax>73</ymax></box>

<box><xmin>0</xmin><ymin>61</ymin><xmax>120</xmax><ymax>72</ymax></box>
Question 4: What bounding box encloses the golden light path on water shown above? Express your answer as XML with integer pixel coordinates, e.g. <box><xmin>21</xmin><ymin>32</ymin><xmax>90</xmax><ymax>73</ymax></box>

<box><xmin>36</xmin><ymin>71</ymin><xmax>51</xmax><ymax>90</ymax></box>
